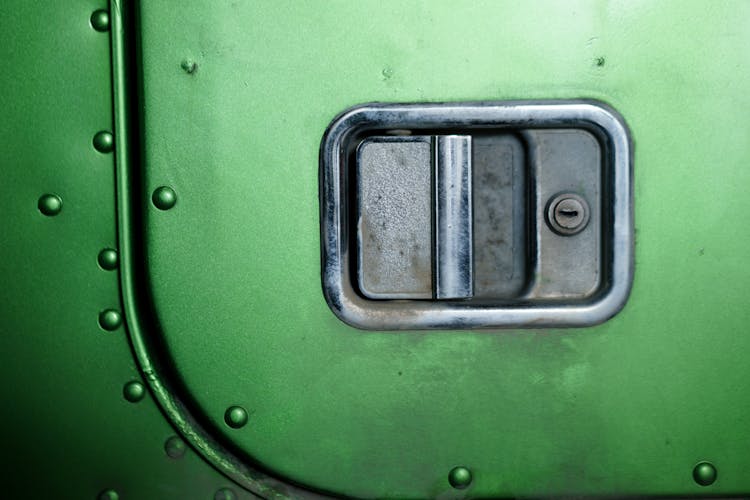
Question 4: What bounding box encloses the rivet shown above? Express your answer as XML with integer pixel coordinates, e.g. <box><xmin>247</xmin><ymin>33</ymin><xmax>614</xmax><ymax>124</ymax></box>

<box><xmin>693</xmin><ymin>461</ymin><xmax>717</xmax><ymax>486</ymax></box>
<box><xmin>164</xmin><ymin>435</ymin><xmax>187</xmax><ymax>459</ymax></box>
<box><xmin>152</xmin><ymin>186</ymin><xmax>177</xmax><ymax>210</ymax></box>
<box><xmin>224</xmin><ymin>405</ymin><xmax>248</xmax><ymax>429</ymax></box>
<box><xmin>97</xmin><ymin>489</ymin><xmax>119</xmax><ymax>500</ymax></box>
<box><xmin>93</xmin><ymin>131</ymin><xmax>114</xmax><ymax>153</ymax></box>
<box><xmin>214</xmin><ymin>488</ymin><xmax>237</xmax><ymax>500</ymax></box>
<box><xmin>448</xmin><ymin>466</ymin><xmax>472</xmax><ymax>489</ymax></box>
<box><xmin>123</xmin><ymin>381</ymin><xmax>145</xmax><ymax>403</ymax></box>
<box><xmin>546</xmin><ymin>192</ymin><xmax>590</xmax><ymax>236</ymax></box>
<box><xmin>90</xmin><ymin>10</ymin><xmax>110</xmax><ymax>32</ymax></box>
<box><xmin>98</xmin><ymin>309</ymin><xmax>122</xmax><ymax>331</ymax></box>
<box><xmin>164</xmin><ymin>436</ymin><xmax>187</xmax><ymax>459</ymax></box>
<box><xmin>97</xmin><ymin>248</ymin><xmax>118</xmax><ymax>271</ymax></box>
<box><xmin>38</xmin><ymin>194</ymin><xmax>63</xmax><ymax>216</ymax></box>
<box><xmin>181</xmin><ymin>59</ymin><xmax>198</xmax><ymax>75</ymax></box>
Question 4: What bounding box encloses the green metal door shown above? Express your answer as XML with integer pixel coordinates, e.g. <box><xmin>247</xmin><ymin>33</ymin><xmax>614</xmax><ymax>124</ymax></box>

<box><xmin>2</xmin><ymin>1</ymin><xmax>749</xmax><ymax>498</ymax></box>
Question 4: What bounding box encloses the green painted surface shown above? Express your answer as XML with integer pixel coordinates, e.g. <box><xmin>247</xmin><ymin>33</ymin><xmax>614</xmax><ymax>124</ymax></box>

<box><xmin>130</xmin><ymin>0</ymin><xmax>750</xmax><ymax>497</ymax></box>
<box><xmin>2</xmin><ymin>0</ymin><xmax>750</xmax><ymax>498</ymax></box>
<box><xmin>0</xmin><ymin>1</ymin><xmax>256</xmax><ymax>498</ymax></box>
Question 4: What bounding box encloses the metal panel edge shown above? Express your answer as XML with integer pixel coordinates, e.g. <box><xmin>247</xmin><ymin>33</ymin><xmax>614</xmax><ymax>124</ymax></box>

<box><xmin>111</xmin><ymin>1</ymin><xmax>328</xmax><ymax>498</ymax></box>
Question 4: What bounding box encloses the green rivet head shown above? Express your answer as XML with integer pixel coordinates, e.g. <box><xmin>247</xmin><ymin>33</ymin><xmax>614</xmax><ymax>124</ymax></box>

<box><xmin>152</xmin><ymin>186</ymin><xmax>177</xmax><ymax>210</ymax></box>
<box><xmin>448</xmin><ymin>466</ymin><xmax>472</xmax><ymax>489</ymax></box>
<box><xmin>693</xmin><ymin>461</ymin><xmax>717</xmax><ymax>486</ymax></box>
<box><xmin>181</xmin><ymin>59</ymin><xmax>198</xmax><ymax>75</ymax></box>
<box><xmin>97</xmin><ymin>248</ymin><xmax>118</xmax><ymax>271</ymax></box>
<box><xmin>224</xmin><ymin>406</ymin><xmax>248</xmax><ymax>429</ymax></box>
<box><xmin>164</xmin><ymin>435</ymin><xmax>187</xmax><ymax>459</ymax></box>
<box><xmin>90</xmin><ymin>10</ymin><xmax>110</xmax><ymax>32</ymax></box>
<box><xmin>93</xmin><ymin>131</ymin><xmax>114</xmax><ymax>153</ymax></box>
<box><xmin>123</xmin><ymin>381</ymin><xmax>145</xmax><ymax>403</ymax></box>
<box><xmin>98</xmin><ymin>309</ymin><xmax>122</xmax><ymax>331</ymax></box>
<box><xmin>214</xmin><ymin>488</ymin><xmax>237</xmax><ymax>500</ymax></box>
<box><xmin>97</xmin><ymin>489</ymin><xmax>119</xmax><ymax>500</ymax></box>
<box><xmin>38</xmin><ymin>194</ymin><xmax>62</xmax><ymax>216</ymax></box>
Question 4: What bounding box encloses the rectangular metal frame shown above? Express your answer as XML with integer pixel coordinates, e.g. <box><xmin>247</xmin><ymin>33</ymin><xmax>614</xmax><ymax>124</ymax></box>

<box><xmin>320</xmin><ymin>100</ymin><xmax>633</xmax><ymax>330</ymax></box>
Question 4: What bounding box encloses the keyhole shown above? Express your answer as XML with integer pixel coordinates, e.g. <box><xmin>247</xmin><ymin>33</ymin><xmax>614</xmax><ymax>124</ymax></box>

<box><xmin>559</xmin><ymin>208</ymin><xmax>579</xmax><ymax>218</ymax></box>
<box><xmin>547</xmin><ymin>194</ymin><xmax>590</xmax><ymax>235</ymax></box>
